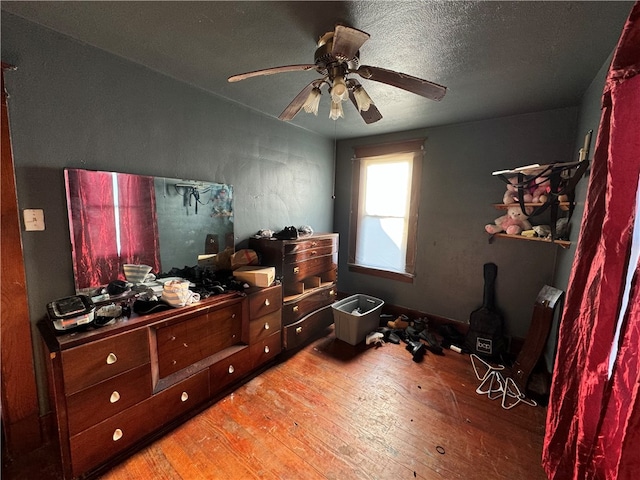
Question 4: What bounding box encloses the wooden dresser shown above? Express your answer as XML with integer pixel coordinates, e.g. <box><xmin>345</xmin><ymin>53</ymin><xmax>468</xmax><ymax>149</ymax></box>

<box><xmin>38</xmin><ymin>285</ymin><xmax>282</xmax><ymax>479</ymax></box>
<box><xmin>249</xmin><ymin>233</ymin><xmax>338</xmax><ymax>350</ymax></box>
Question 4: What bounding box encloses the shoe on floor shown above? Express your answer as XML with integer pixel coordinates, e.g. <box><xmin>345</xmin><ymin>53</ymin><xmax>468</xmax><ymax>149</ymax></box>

<box><xmin>387</xmin><ymin>314</ymin><xmax>409</xmax><ymax>329</ymax></box>
<box><xmin>419</xmin><ymin>330</ymin><xmax>444</xmax><ymax>355</ymax></box>
<box><xmin>376</xmin><ymin>327</ymin><xmax>401</xmax><ymax>344</ymax></box>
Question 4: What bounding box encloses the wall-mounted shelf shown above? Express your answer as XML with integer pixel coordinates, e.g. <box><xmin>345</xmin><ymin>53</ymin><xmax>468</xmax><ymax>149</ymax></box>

<box><xmin>491</xmin><ymin>233</ymin><xmax>571</xmax><ymax>248</ymax></box>
<box><xmin>489</xmin><ymin>202</ymin><xmax>575</xmax><ymax>248</ymax></box>
<box><xmin>488</xmin><ymin>145</ymin><xmax>591</xmax><ymax>250</ymax></box>
<box><xmin>492</xmin><ymin>202</ymin><xmax>573</xmax><ymax>211</ymax></box>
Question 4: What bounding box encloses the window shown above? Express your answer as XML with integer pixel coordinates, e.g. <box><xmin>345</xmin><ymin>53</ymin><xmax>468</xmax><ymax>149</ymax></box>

<box><xmin>348</xmin><ymin>139</ymin><xmax>423</xmax><ymax>282</ymax></box>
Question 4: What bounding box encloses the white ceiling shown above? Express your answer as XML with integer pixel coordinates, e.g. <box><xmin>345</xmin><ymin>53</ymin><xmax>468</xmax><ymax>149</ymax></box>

<box><xmin>1</xmin><ymin>1</ymin><xmax>633</xmax><ymax>139</ymax></box>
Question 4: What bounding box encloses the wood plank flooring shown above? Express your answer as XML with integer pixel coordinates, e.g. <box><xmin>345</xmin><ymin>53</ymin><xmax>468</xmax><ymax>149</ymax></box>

<box><xmin>3</xmin><ymin>326</ymin><xmax>549</xmax><ymax>479</ymax></box>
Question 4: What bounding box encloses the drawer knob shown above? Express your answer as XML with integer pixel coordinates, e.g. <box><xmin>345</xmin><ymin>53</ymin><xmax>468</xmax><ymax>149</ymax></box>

<box><xmin>264</xmin><ymin>345</ymin><xmax>270</xmax><ymax>354</ymax></box>
<box><xmin>311</xmin><ymin>250</ymin><xmax>317</xmax><ymax>255</ymax></box>
<box><xmin>264</xmin><ymin>322</ymin><xmax>270</xmax><ymax>330</ymax></box>
<box><xmin>110</xmin><ymin>391</ymin><xmax>121</xmax><ymax>403</ymax></box>
<box><xmin>181</xmin><ymin>392</ymin><xmax>189</xmax><ymax>402</ymax></box>
<box><xmin>329</xmin><ymin>290</ymin><xmax>335</xmax><ymax>296</ymax></box>
<box><xmin>106</xmin><ymin>353</ymin><xmax>117</xmax><ymax>365</ymax></box>
<box><xmin>311</xmin><ymin>242</ymin><xmax>317</xmax><ymax>247</ymax></box>
<box><xmin>228</xmin><ymin>365</ymin><xmax>235</xmax><ymax>374</ymax></box>
<box><xmin>293</xmin><ymin>305</ymin><xmax>299</xmax><ymax>312</ymax></box>
<box><xmin>183</xmin><ymin>343</ymin><xmax>188</xmax><ymax>348</ymax></box>
<box><xmin>296</xmin><ymin>326</ymin><xmax>303</xmax><ymax>335</ymax></box>
<box><xmin>113</xmin><ymin>429</ymin><xmax>123</xmax><ymax>442</ymax></box>
<box><xmin>170</xmin><ymin>336</ymin><xmax>176</xmax><ymax>341</ymax></box>
<box><xmin>172</xmin><ymin>360</ymin><xmax>177</xmax><ymax>365</ymax></box>
<box><xmin>293</xmin><ymin>266</ymin><xmax>300</xmax><ymax>274</ymax></box>
<box><xmin>264</xmin><ymin>299</ymin><xmax>270</xmax><ymax>306</ymax></box>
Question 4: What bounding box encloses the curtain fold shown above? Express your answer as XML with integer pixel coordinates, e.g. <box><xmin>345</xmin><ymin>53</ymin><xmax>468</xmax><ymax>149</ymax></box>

<box><xmin>66</xmin><ymin>169</ymin><xmax>119</xmax><ymax>289</ymax></box>
<box><xmin>117</xmin><ymin>173</ymin><xmax>162</xmax><ymax>274</ymax></box>
<box><xmin>542</xmin><ymin>4</ymin><xmax>640</xmax><ymax>479</ymax></box>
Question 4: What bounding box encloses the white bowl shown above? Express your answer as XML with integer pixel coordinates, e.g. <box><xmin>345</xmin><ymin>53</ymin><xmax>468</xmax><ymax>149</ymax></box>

<box><xmin>123</xmin><ymin>264</ymin><xmax>154</xmax><ymax>284</ymax></box>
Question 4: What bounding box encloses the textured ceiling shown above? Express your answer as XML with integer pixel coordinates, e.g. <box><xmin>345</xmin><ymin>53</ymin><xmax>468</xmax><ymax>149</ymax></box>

<box><xmin>1</xmin><ymin>1</ymin><xmax>633</xmax><ymax>139</ymax></box>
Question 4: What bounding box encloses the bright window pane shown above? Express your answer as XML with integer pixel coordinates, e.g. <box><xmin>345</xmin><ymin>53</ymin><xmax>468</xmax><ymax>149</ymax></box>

<box><xmin>356</xmin><ymin>155</ymin><xmax>412</xmax><ymax>273</ymax></box>
<box><xmin>356</xmin><ymin>216</ymin><xmax>405</xmax><ymax>271</ymax></box>
<box><xmin>364</xmin><ymin>162</ymin><xmax>409</xmax><ymax>217</ymax></box>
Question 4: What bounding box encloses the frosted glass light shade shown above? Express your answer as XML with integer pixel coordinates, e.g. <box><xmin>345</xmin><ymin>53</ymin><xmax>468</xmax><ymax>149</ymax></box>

<box><xmin>353</xmin><ymin>85</ymin><xmax>374</xmax><ymax>112</ymax></box>
<box><xmin>302</xmin><ymin>87</ymin><xmax>322</xmax><ymax>115</ymax></box>
<box><xmin>330</xmin><ymin>76</ymin><xmax>349</xmax><ymax>103</ymax></box>
<box><xmin>329</xmin><ymin>100</ymin><xmax>344</xmax><ymax>120</ymax></box>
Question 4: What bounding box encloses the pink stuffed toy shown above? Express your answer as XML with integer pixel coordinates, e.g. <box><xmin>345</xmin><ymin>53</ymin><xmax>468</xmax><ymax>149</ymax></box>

<box><xmin>485</xmin><ymin>206</ymin><xmax>533</xmax><ymax>235</ymax></box>
<box><xmin>528</xmin><ymin>176</ymin><xmax>551</xmax><ymax>203</ymax></box>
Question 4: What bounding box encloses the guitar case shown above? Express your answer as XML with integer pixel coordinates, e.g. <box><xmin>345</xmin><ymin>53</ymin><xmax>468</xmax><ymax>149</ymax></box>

<box><xmin>465</xmin><ymin>263</ymin><xmax>507</xmax><ymax>359</ymax></box>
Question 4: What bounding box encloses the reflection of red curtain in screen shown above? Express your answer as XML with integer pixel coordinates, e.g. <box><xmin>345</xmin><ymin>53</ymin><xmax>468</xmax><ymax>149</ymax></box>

<box><xmin>117</xmin><ymin>174</ymin><xmax>161</xmax><ymax>275</ymax></box>
<box><xmin>66</xmin><ymin>169</ymin><xmax>119</xmax><ymax>288</ymax></box>
<box><xmin>542</xmin><ymin>4</ymin><xmax>640</xmax><ymax>480</ymax></box>
<box><xmin>66</xmin><ymin>169</ymin><xmax>161</xmax><ymax>288</ymax></box>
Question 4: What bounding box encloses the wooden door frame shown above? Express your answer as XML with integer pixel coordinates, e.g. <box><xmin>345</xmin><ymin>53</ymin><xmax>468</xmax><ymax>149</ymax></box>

<box><xmin>1</xmin><ymin>63</ymin><xmax>42</xmax><ymax>457</ymax></box>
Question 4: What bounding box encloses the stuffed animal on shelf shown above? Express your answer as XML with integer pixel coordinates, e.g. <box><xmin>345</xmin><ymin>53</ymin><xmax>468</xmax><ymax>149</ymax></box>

<box><xmin>502</xmin><ymin>177</ymin><xmax>520</xmax><ymax>204</ymax></box>
<box><xmin>528</xmin><ymin>176</ymin><xmax>551</xmax><ymax>203</ymax></box>
<box><xmin>485</xmin><ymin>206</ymin><xmax>533</xmax><ymax>235</ymax></box>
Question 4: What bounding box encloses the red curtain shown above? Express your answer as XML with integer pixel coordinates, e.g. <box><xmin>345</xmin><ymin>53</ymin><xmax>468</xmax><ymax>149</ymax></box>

<box><xmin>117</xmin><ymin>173</ymin><xmax>161</xmax><ymax>270</ymax></box>
<box><xmin>66</xmin><ymin>169</ymin><xmax>161</xmax><ymax>289</ymax></box>
<box><xmin>542</xmin><ymin>4</ymin><xmax>640</xmax><ymax>480</ymax></box>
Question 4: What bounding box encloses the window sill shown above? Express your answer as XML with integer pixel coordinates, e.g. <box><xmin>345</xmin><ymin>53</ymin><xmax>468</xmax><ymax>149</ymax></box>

<box><xmin>347</xmin><ymin>264</ymin><xmax>414</xmax><ymax>283</ymax></box>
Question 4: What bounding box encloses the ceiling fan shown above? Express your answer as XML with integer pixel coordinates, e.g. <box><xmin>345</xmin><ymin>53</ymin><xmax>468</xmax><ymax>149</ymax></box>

<box><xmin>228</xmin><ymin>24</ymin><xmax>447</xmax><ymax>124</ymax></box>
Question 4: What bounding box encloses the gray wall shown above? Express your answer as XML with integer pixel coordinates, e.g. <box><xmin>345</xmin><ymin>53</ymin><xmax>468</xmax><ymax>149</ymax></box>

<box><xmin>543</xmin><ymin>53</ymin><xmax>613</xmax><ymax>369</ymax></box>
<box><xmin>2</xmin><ymin>13</ymin><xmax>334</xmax><ymax>409</ymax></box>
<box><xmin>334</xmin><ymin>108</ymin><xmax>580</xmax><ymax>341</ymax></box>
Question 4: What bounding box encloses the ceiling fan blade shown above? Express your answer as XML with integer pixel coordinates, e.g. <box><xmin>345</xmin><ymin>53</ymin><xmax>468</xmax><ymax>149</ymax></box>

<box><xmin>331</xmin><ymin>25</ymin><xmax>370</xmax><ymax>61</ymax></box>
<box><xmin>278</xmin><ymin>81</ymin><xmax>317</xmax><ymax>121</ymax></box>
<box><xmin>356</xmin><ymin>65</ymin><xmax>447</xmax><ymax>101</ymax></box>
<box><xmin>228</xmin><ymin>64</ymin><xmax>316</xmax><ymax>83</ymax></box>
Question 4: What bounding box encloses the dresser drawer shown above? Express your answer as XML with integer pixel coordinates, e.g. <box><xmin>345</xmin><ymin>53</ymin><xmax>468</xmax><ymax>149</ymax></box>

<box><xmin>284</xmin><ymin>244</ymin><xmax>336</xmax><ymax>264</ymax></box>
<box><xmin>283</xmin><ymin>305</ymin><xmax>334</xmax><ymax>350</ymax></box>
<box><xmin>248</xmin><ymin>285</ymin><xmax>282</xmax><ymax>319</ymax></box>
<box><xmin>61</xmin><ymin>329</ymin><xmax>150</xmax><ymax>395</ymax></box>
<box><xmin>283</xmin><ymin>237</ymin><xmax>337</xmax><ymax>255</ymax></box>
<box><xmin>66</xmin><ymin>364</ymin><xmax>152</xmax><ymax>436</ymax></box>
<box><xmin>209</xmin><ymin>346</ymin><xmax>253</xmax><ymax>393</ymax></box>
<box><xmin>155</xmin><ymin>303</ymin><xmax>243</xmax><ymax>378</ymax></box>
<box><xmin>69</xmin><ymin>369</ymin><xmax>209</xmax><ymax>477</ymax></box>
<box><xmin>283</xmin><ymin>285</ymin><xmax>336</xmax><ymax>326</ymax></box>
<box><xmin>282</xmin><ymin>252</ymin><xmax>338</xmax><ymax>281</ymax></box>
<box><xmin>249</xmin><ymin>310</ymin><xmax>281</xmax><ymax>344</ymax></box>
<box><xmin>250</xmin><ymin>332</ymin><xmax>281</xmax><ymax>368</ymax></box>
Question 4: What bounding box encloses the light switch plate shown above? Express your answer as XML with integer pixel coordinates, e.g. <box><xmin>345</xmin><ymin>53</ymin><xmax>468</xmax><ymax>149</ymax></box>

<box><xmin>23</xmin><ymin>209</ymin><xmax>45</xmax><ymax>231</ymax></box>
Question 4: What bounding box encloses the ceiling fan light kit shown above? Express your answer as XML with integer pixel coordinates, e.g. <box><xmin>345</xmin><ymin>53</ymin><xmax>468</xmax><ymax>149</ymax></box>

<box><xmin>228</xmin><ymin>24</ymin><xmax>446</xmax><ymax>124</ymax></box>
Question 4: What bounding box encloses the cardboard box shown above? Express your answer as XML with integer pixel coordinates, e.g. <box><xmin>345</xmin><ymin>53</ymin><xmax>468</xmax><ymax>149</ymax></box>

<box><xmin>233</xmin><ymin>266</ymin><xmax>275</xmax><ymax>287</ymax></box>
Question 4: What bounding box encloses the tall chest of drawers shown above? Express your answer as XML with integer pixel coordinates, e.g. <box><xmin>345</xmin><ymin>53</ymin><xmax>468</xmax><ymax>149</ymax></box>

<box><xmin>39</xmin><ymin>286</ymin><xmax>281</xmax><ymax>479</ymax></box>
<box><xmin>249</xmin><ymin>233</ymin><xmax>338</xmax><ymax>350</ymax></box>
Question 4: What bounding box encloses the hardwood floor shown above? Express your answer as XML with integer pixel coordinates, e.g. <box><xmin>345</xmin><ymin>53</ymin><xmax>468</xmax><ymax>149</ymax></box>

<box><xmin>3</xmin><ymin>326</ymin><xmax>549</xmax><ymax>479</ymax></box>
